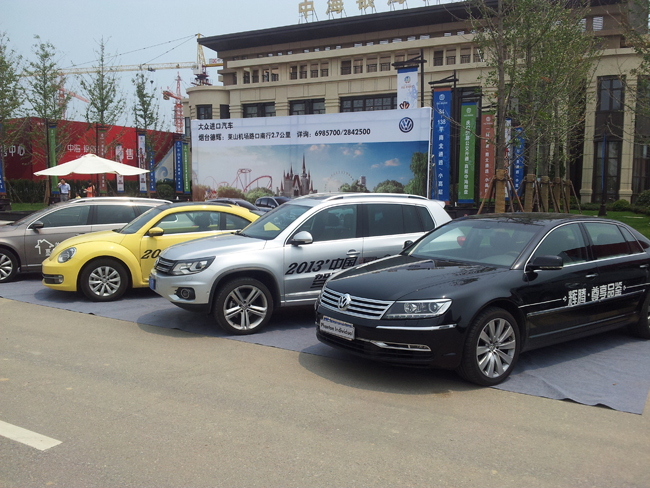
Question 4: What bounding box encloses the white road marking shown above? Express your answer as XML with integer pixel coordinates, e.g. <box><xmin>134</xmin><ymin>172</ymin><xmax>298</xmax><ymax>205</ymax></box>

<box><xmin>0</xmin><ymin>420</ymin><xmax>62</xmax><ymax>451</ymax></box>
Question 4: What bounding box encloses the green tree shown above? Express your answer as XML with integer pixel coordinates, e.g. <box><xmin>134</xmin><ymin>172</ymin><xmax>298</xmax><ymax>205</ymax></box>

<box><xmin>246</xmin><ymin>186</ymin><xmax>274</xmax><ymax>203</ymax></box>
<box><xmin>338</xmin><ymin>181</ymin><xmax>369</xmax><ymax>192</ymax></box>
<box><xmin>404</xmin><ymin>152</ymin><xmax>427</xmax><ymax>197</ymax></box>
<box><xmin>0</xmin><ymin>32</ymin><xmax>23</xmax><ymax>195</ymax></box>
<box><xmin>217</xmin><ymin>186</ymin><xmax>245</xmax><ymax>199</ymax></box>
<box><xmin>373</xmin><ymin>179</ymin><xmax>405</xmax><ymax>193</ymax></box>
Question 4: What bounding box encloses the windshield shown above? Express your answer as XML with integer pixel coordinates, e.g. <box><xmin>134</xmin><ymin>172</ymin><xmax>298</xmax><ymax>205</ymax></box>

<box><xmin>8</xmin><ymin>203</ymin><xmax>66</xmax><ymax>226</ymax></box>
<box><xmin>119</xmin><ymin>206</ymin><xmax>165</xmax><ymax>234</ymax></box>
<box><xmin>407</xmin><ymin>220</ymin><xmax>542</xmax><ymax>267</ymax></box>
<box><xmin>240</xmin><ymin>204</ymin><xmax>310</xmax><ymax>240</ymax></box>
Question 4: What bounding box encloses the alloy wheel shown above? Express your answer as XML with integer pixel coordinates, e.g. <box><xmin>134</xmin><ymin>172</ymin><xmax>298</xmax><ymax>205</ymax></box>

<box><xmin>475</xmin><ymin>317</ymin><xmax>517</xmax><ymax>379</ymax></box>
<box><xmin>222</xmin><ymin>284</ymin><xmax>269</xmax><ymax>331</ymax></box>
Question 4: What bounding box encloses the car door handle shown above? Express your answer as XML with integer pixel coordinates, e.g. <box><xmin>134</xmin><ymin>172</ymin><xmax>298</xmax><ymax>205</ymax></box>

<box><xmin>640</xmin><ymin>264</ymin><xmax>649</xmax><ymax>269</ymax></box>
<box><xmin>585</xmin><ymin>273</ymin><xmax>598</xmax><ymax>279</ymax></box>
<box><xmin>347</xmin><ymin>250</ymin><xmax>360</xmax><ymax>257</ymax></box>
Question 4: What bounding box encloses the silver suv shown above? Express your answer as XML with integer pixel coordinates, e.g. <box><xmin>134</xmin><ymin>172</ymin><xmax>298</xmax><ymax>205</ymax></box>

<box><xmin>150</xmin><ymin>193</ymin><xmax>451</xmax><ymax>335</ymax></box>
<box><xmin>0</xmin><ymin>197</ymin><xmax>169</xmax><ymax>283</ymax></box>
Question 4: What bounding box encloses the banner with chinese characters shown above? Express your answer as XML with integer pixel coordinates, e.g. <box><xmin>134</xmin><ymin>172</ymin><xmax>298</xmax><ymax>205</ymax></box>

<box><xmin>148</xmin><ymin>149</ymin><xmax>156</xmax><ymax>193</ymax></box>
<box><xmin>191</xmin><ymin>109</ymin><xmax>432</xmax><ymax>201</ymax></box>
<box><xmin>174</xmin><ymin>140</ymin><xmax>184</xmax><ymax>193</ymax></box>
<box><xmin>458</xmin><ymin>102</ymin><xmax>477</xmax><ymax>204</ymax></box>
<box><xmin>182</xmin><ymin>142</ymin><xmax>190</xmax><ymax>194</ymax></box>
<box><xmin>98</xmin><ymin>127</ymin><xmax>107</xmax><ymax>194</ymax></box>
<box><xmin>512</xmin><ymin>127</ymin><xmax>525</xmax><ymax>195</ymax></box>
<box><xmin>137</xmin><ymin>133</ymin><xmax>147</xmax><ymax>193</ymax></box>
<box><xmin>397</xmin><ymin>67</ymin><xmax>418</xmax><ymax>110</ymax></box>
<box><xmin>0</xmin><ymin>123</ymin><xmax>5</xmax><ymax>195</ymax></box>
<box><xmin>480</xmin><ymin>114</ymin><xmax>495</xmax><ymax>199</ymax></box>
<box><xmin>115</xmin><ymin>145</ymin><xmax>124</xmax><ymax>193</ymax></box>
<box><xmin>432</xmin><ymin>89</ymin><xmax>451</xmax><ymax>202</ymax></box>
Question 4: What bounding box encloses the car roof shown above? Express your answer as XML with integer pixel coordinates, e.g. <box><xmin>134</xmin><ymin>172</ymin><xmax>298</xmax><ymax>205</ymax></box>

<box><xmin>62</xmin><ymin>197</ymin><xmax>171</xmax><ymax>205</ymax></box>
<box><xmin>457</xmin><ymin>212</ymin><xmax>617</xmax><ymax>227</ymax></box>
<box><xmin>287</xmin><ymin>193</ymin><xmax>439</xmax><ymax>207</ymax></box>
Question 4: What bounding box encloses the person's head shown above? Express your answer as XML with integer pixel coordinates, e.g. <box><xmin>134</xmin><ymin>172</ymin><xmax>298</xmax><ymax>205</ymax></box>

<box><xmin>60</xmin><ymin>178</ymin><xmax>65</xmax><ymax>184</ymax></box>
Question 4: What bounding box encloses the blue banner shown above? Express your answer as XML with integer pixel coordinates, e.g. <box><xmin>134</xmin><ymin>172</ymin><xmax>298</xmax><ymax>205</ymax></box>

<box><xmin>149</xmin><ymin>149</ymin><xmax>156</xmax><ymax>193</ymax></box>
<box><xmin>0</xmin><ymin>122</ymin><xmax>5</xmax><ymax>195</ymax></box>
<box><xmin>175</xmin><ymin>140</ymin><xmax>183</xmax><ymax>193</ymax></box>
<box><xmin>432</xmin><ymin>88</ymin><xmax>451</xmax><ymax>202</ymax></box>
<box><xmin>513</xmin><ymin>127</ymin><xmax>525</xmax><ymax>194</ymax></box>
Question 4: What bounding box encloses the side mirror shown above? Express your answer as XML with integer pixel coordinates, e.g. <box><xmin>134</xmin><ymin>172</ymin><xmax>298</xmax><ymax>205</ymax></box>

<box><xmin>148</xmin><ymin>227</ymin><xmax>164</xmax><ymax>237</ymax></box>
<box><xmin>29</xmin><ymin>220</ymin><xmax>44</xmax><ymax>230</ymax></box>
<box><xmin>403</xmin><ymin>240</ymin><xmax>414</xmax><ymax>250</ymax></box>
<box><xmin>526</xmin><ymin>255</ymin><xmax>563</xmax><ymax>272</ymax></box>
<box><xmin>290</xmin><ymin>231</ymin><xmax>313</xmax><ymax>246</ymax></box>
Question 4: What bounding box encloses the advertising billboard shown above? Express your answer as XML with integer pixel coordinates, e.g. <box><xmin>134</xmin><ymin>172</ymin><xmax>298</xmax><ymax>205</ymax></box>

<box><xmin>191</xmin><ymin>109</ymin><xmax>432</xmax><ymax>200</ymax></box>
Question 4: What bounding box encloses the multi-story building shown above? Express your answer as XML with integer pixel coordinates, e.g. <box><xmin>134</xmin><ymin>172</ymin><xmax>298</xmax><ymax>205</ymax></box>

<box><xmin>183</xmin><ymin>0</ymin><xmax>647</xmax><ymax>204</ymax></box>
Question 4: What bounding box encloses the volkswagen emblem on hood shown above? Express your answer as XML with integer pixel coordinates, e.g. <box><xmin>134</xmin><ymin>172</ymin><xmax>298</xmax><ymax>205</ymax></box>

<box><xmin>338</xmin><ymin>294</ymin><xmax>352</xmax><ymax>311</ymax></box>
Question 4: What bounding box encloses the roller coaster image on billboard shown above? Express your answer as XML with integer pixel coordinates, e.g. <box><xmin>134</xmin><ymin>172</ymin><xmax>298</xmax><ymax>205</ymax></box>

<box><xmin>191</xmin><ymin>108</ymin><xmax>432</xmax><ymax>200</ymax></box>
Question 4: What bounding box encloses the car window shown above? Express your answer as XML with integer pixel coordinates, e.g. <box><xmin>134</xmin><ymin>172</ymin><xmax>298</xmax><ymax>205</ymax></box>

<box><xmin>225</xmin><ymin>213</ymin><xmax>251</xmax><ymax>230</ymax></box>
<box><xmin>38</xmin><ymin>206</ymin><xmax>91</xmax><ymax>228</ymax></box>
<box><xmin>136</xmin><ymin>205</ymin><xmax>157</xmax><ymax>215</ymax></box>
<box><xmin>403</xmin><ymin>205</ymin><xmax>424</xmax><ymax>233</ymax></box>
<box><xmin>241</xmin><ymin>204</ymin><xmax>310</xmax><ymax>240</ymax></box>
<box><xmin>120</xmin><ymin>207</ymin><xmax>166</xmax><ymax>234</ymax></box>
<box><xmin>620</xmin><ymin>226</ymin><xmax>644</xmax><ymax>253</ymax></box>
<box><xmin>367</xmin><ymin>204</ymin><xmax>404</xmax><ymax>237</ymax></box>
<box><xmin>296</xmin><ymin>205</ymin><xmax>357</xmax><ymax>242</ymax></box>
<box><xmin>532</xmin><ymin>224</ymin><xmax>588</xmax><ymax>264</ymax></box>
<box><xmin>417</xmin><ymin>206</ymin><xmax>435</xmax><ymax>231</ymax></box>
<box><xmin>95</xmin><ymin>204</ymin><xmax>138</xmax><ymax>225</ymax></box>
<box><xmin>154</xmin><ymin>211</ymin><xmax>220</xmax><ymax>235</ymax></box>
<box><xmin>584</xmin><ymin>222</ymin><xmax>631</xmax><ymax>260</ymax></box>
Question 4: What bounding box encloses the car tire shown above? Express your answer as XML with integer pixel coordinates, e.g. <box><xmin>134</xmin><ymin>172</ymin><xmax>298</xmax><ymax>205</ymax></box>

<box><xmin>0</xmin><ymin>248</ymin><xmax>19</xmax><ymax>283</ymax></box>
<box><xmin>456</xmin><ymin>307</ymin><xmax>520</xmax><ymax>386</ymax></box>
<box><xmin>628</xmin><ymin>292</ymin><xmax>650</xmax><ymax>339</ymax></box>
<box><xmin>214</xmin><ymin>278</ymin><xmax>273</xmax><ymax>335</ymax></box>
<box><xmin>79</xmin><ymin>258</ymin><xmax>129</xmax><ymax>302</ymax></box>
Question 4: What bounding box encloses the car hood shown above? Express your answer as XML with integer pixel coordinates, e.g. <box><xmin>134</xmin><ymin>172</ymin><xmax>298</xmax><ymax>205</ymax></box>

<box><xmin>327</xmin><ymin>255</ymin><xmax>507</xmax><ymax>301</ymax></box>
<box><xmin>161</xmin><ymin>233</ymin><xmax>266</xmax><ymax>260</ymax></box>
<box><xmin>54</xmin><ymin>230</ymin><xmax>126</xmax><ymax>249</ymax></box>
<box><xmin>0</xmin><ymin>223</ymin><xmax>24</xmax><ymax>237</ymax></box>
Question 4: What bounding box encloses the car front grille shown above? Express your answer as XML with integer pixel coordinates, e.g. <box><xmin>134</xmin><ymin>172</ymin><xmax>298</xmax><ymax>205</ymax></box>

<box><xmin>320</xmin><ymin>287</ymin><xmax>393</xmax><ymax>320</ymax></box>
<box><xmin>155</xmin><ymin>257</ymin><xmax>175</xmax><ymax>274</ymax></box>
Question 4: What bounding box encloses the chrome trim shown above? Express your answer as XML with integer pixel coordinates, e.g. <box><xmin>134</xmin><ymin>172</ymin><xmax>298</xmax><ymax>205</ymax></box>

<box><xmin>519</xmin><ymin>298</ymin><xmax>564</xmax><ymax>309</ymax></box>
<box><xmin>356</xmin><ymin>336</ymin><xmax>431</xmax><ymax>352</ymax></box>
<box><xmin>376</xmin><ymin>324</ymin><xmax>456</xmax><ymax>331</ymax></box>
<box><xmin>625</xmin><ymin>283</ymin><xmax>647</xmax><ymax>290</ymax></box>
<box><xmin>321</xmin><ymin>287</ymin><xmax>393</xmax><ymax>320</ymax></box>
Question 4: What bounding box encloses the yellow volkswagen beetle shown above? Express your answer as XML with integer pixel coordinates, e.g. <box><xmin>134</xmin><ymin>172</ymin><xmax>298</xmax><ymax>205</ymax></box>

<box><xmin>41</xmin><ymin>202</ymin><xmax>259</xmax><ymax>301</ymax></box>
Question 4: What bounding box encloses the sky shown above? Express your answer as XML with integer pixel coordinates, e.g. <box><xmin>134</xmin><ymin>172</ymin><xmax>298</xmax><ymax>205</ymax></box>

<box><xmin>2</xmin><ymin>0</ymin><xmax>457</xmax><ymax>130</ymax></box>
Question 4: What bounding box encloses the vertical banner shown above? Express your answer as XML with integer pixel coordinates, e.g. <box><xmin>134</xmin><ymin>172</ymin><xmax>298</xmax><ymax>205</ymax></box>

<box><xmin>137</xmin><ymin>133</ymin><xmax>147</xmax><ymax>193</ymax></box>
<box><xmin>174</xmin><ymin>140</ymin><xmax>183</xmax><ymax>193</ymax></box>
<box><xmin>48</xmin><ymin>124</ymin><xmax>59</xmax><ymax>191</ymax></box>
<box><xmin>0</xmin><ymin>122</ymin><xmax>6</xmax><ymax>195</ymax></box>
<box><xmin>397</xmin><ymin>67</ymin><xmax>418</xmax><ymax>110</ymax></box>
<box><xmin>182</xmin><ymin>141</ymin><xmax>190</xmax><ymax>194</ymax></box>
<box><xmin>512</xmin><ymin>127</ymin><xmax>525</xmax><ymax>194</ymax></box>
<box><xmin>98</xmin><ymin>127</ymin><xmax>107</xmax><ymax>194</ymax></box>
<box><xmin>458</xmin><ymin>103</ymin><xmax>477</xmax><ymax>204</ymax></box>
<box><xmin>480</xmin><ymin>114</ymin><xmax>495</xmax><ymax>199</ymax></box>
<box><xmin>432</xmin><ymin>88</ymin><xmax>452</xmax><ymax>202</ymax></box>
<box><xmin>148</xmin><ymin>148</ymin><xmax>156</xmax><ymax>193</ymax></box>
<box><xmin>505</xmin><ymin>118</ymin><xmax>512</xmax><ymax>200</ymax></box>
<box><xmin>115</xmin><ymin>144</ymin><xmax>124</xmax><ymax>193</ymax></box>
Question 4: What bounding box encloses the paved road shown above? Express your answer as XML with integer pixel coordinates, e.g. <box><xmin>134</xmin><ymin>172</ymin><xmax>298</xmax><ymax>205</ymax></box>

<box><xmin>1</xmin><ymin>297</ymin><xmax>649</xmax><ymax>488</ymax></box>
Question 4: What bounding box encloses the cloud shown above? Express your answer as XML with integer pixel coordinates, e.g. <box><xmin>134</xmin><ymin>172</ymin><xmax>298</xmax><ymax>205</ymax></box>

<box><xmin>309</xmin><ymin>144</ymin><xmax>326</xmax><ymax>152</ymax></box>
<box><xmin>371</xmin><ymin>158</ymin><xmax>400</xmax><ymax>169</ymax></box>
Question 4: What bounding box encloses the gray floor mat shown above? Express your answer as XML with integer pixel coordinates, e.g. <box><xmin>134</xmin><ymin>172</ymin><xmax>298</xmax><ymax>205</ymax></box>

<box><xmin>2</xmin><ymin>274</ymin><xmax>650</xmax><ymax>414</ymax></box>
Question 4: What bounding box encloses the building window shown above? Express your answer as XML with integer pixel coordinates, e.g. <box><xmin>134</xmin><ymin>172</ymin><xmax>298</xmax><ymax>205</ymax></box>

<box><xmin>196</xmin><ymin>105</ymin><xmax>212</xmax><ymax>120</ymax></box>
<box><xmin>219</xmin><ymin>104</ymin><xmax>230</xmax><ymax>120</ymax></box>
<box><xmin>184</xmin><ymin>117</ymin><xmax>191</xmax><ymax>138</ymax></box>
<box><xmin>460</xmin><ymin>54</ymin><xmax>470</xmax><ymax>64</ymax></box>
<box><xmin>341</xmin><ymin>60</ymin><xmax>352</xmax><ymax>75</ymax></box>
<box><xmin>593</xmin><ymin>16</ymin><xmax>604</xmax><ymax>31</ymax></box>
<box><xmin>300</xmin><ymin>65</ymin><xmax>308</xmax><ymax>79</ymax></box>
<box><xmin>252</xmin><ymin>70</ymin><xmax>259</xmax><ymax>83</ymax></box>
<box><xmin>633</xmin><ymin>144</ymin><xmax>650</xmax><ymax>200</ymax></box>
<box><xmin>447</xmin><ymin>55</ymin><xmax>456</xmax><ymax>65</ymax></box>
<box><xmin>340</xmin><ymin>95</ymin><xmax>397</xmax><ymax>112</ymax></box>
<box><xmin>321</xmin><ymin>67</ymin><xmax>329</xmax><ymax>77</ymax></box>
<box><xmin>598</xmin><ymin>77</ymin><xmax>624</xmax><ymax>112</ymax></box>
<box><xmin>311</xmin><ymin>65</ymin><xmax>319</xmax><ymax>78</ymax></box>
<box><xmin>243</xmin><ymin>72</ymin><xmax>251</xmax><ymax>84</ymax></box>
<box><xmin>592</xmin><ymin>139</ymin><xmax>621</xmax><ymax>202</ymax></box>
<box><xmin>290</xmin><ymin>99</ymin><xmax>325</xmax><ymax>115</ymax></box>
<box><xmin>243</xmin><ymin>103</ymin><xmax>276</xmax><ymax>118</ymax></box>
<box><xmin>353</xmin><ymin>60</ymin><xmax>363</xmax><ymax>74</ymax></box>
<box><xmin>380</xmin><ymin>56</ymin><xmax>391</xmax><ymax>71</ymax></box>
<box><xmin>290</xmin><ymin>66</ymin><xmax>298</xmax><ymax>80</ymax></box>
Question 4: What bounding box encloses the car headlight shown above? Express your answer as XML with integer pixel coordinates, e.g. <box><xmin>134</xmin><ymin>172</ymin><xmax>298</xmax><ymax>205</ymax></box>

<box><xmin>383</xmin><ymin>299</ymin><xmax>452</xmax><ymax>319</ymax></box>
<box><xmin>170</xmin><ymin>257</ymin><xmax>215</xmax><ymax>275</ymax></box>
<box><xmin>57</xmin><ymin>247</ymin><xmax>77</xmax><ymax>263</ymax></box>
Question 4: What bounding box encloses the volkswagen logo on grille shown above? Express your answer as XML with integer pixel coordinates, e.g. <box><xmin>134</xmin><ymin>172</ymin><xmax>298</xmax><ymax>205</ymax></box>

<box><xmin>338</xmin><ymin>293</ymin><xmax>352</xmax><ymax>311</ymax></box>
<box><xmin>399</xmin><ymin>117</ymin><xmax>414</xmax><ymax>133</ymax></box>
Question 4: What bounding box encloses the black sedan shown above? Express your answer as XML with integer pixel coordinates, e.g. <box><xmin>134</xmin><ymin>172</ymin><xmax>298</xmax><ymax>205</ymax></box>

<box><xmin>315</xmin><ymin>214</ymin><xmax>650</xmax><ymax>386</ymax></box>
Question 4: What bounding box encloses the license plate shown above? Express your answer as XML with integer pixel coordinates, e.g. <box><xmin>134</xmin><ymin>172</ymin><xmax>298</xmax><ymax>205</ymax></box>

<box><xmin>320</xmin><ymin>316</ymin><xmax>355</xmax><ymax>341</ymax></box>
<box><xmin>149</xmin><ymin>276</ymin><xmax>156</xmax><ymax>291</ymax></box>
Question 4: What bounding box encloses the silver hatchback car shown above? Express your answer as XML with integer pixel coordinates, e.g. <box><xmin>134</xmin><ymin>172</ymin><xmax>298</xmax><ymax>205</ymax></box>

<box><xmin>149</xmin><ymin>193</ymin><xmax>451</xmax><ymax>335</ymax></box>
<box><xmin>0</xmin><ymin>197</ymin><xmax>169</xmax><ymax>283</ymax></box>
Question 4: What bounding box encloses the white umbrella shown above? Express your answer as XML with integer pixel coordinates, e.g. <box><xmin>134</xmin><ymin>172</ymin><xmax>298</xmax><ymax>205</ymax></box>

<box><xmin>34</xmin><ymin>153</ymin><xmax>149</xmax><ymax>176</ymax></box>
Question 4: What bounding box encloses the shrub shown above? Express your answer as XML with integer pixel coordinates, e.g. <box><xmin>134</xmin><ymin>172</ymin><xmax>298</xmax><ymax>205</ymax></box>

<box><xmin>581</xmin><ymin>202</ymin><xmax>600</xmax><ymax>211</ymax></box>
<box><xmin>612</xmin><ymin>199</ymin><xmax>631</xmax><ymax>212</ymax></box>
<box><xmin>155</xmin><ymin>182</ymin><xmax>175</xmax><ymax>201</ymax></box>
<box><xmin>246</xmin><ymin>187</ymin><xmax>274</xmax><ymax>204</ymax></box>
<box><xmin>634</xmin><ymin>190</ymin><xmax>650</xmax><ymax>208</ymax></box>
<box><xmin>217</xmin><ymin>186</ymin><xmax>245</xmax><ymax>199</ymax></box>
<box><xmin>7</xmin><ymin>179</ymin><xmax>46</xmax><ymax>204</ymax></box>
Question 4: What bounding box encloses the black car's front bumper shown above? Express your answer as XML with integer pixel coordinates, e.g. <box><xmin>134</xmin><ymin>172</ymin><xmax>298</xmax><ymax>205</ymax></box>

<box><xmin>315</xmin><ymin>305</ymin><xmax>465</xmax><ymax>370</ymax></box>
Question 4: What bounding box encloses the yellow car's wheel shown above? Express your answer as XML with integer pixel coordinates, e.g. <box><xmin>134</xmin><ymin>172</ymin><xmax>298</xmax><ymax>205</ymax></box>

<box><xmin>80</xmin><ymin>258</ymin><xmax>129</xmax><ymax>302</ymax></box>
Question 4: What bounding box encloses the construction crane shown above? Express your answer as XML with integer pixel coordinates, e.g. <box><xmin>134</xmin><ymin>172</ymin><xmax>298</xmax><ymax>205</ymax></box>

<box><xmin>162</xmin><ymin>73</ymin><xmax>184</xmax><ymax>134</ymax></box>
<box><xmin>58</xmin><ymin>85</ymin><xmax>89</xmax><ymax>120</ymax></box>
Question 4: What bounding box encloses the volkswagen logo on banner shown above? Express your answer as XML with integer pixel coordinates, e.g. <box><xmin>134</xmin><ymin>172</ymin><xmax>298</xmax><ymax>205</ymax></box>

<box><xmin>404</xmin><ymin>75</ymin><xmax>411</xmax><ymax>83</ymax></box>
<box><xmin>439</xmin><ymin>93</ymin><xmax>446</xmax><ymax>101</ymax></box>
<box><xmin>338</xmin><ymin>293</ymin><xmax>352</xmax><ymax>311</ymax></box>
<box><xmin>399</xmin><ymin>117</ymin><xmax>414</xmax><ymax>133</ymax></box>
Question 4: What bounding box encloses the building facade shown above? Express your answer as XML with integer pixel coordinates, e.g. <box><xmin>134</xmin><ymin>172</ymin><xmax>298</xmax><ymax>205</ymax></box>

<box><xmin>183</xmin><ymin>0</ymin><xmax>646</xmax><ymax>204</ymax></box>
